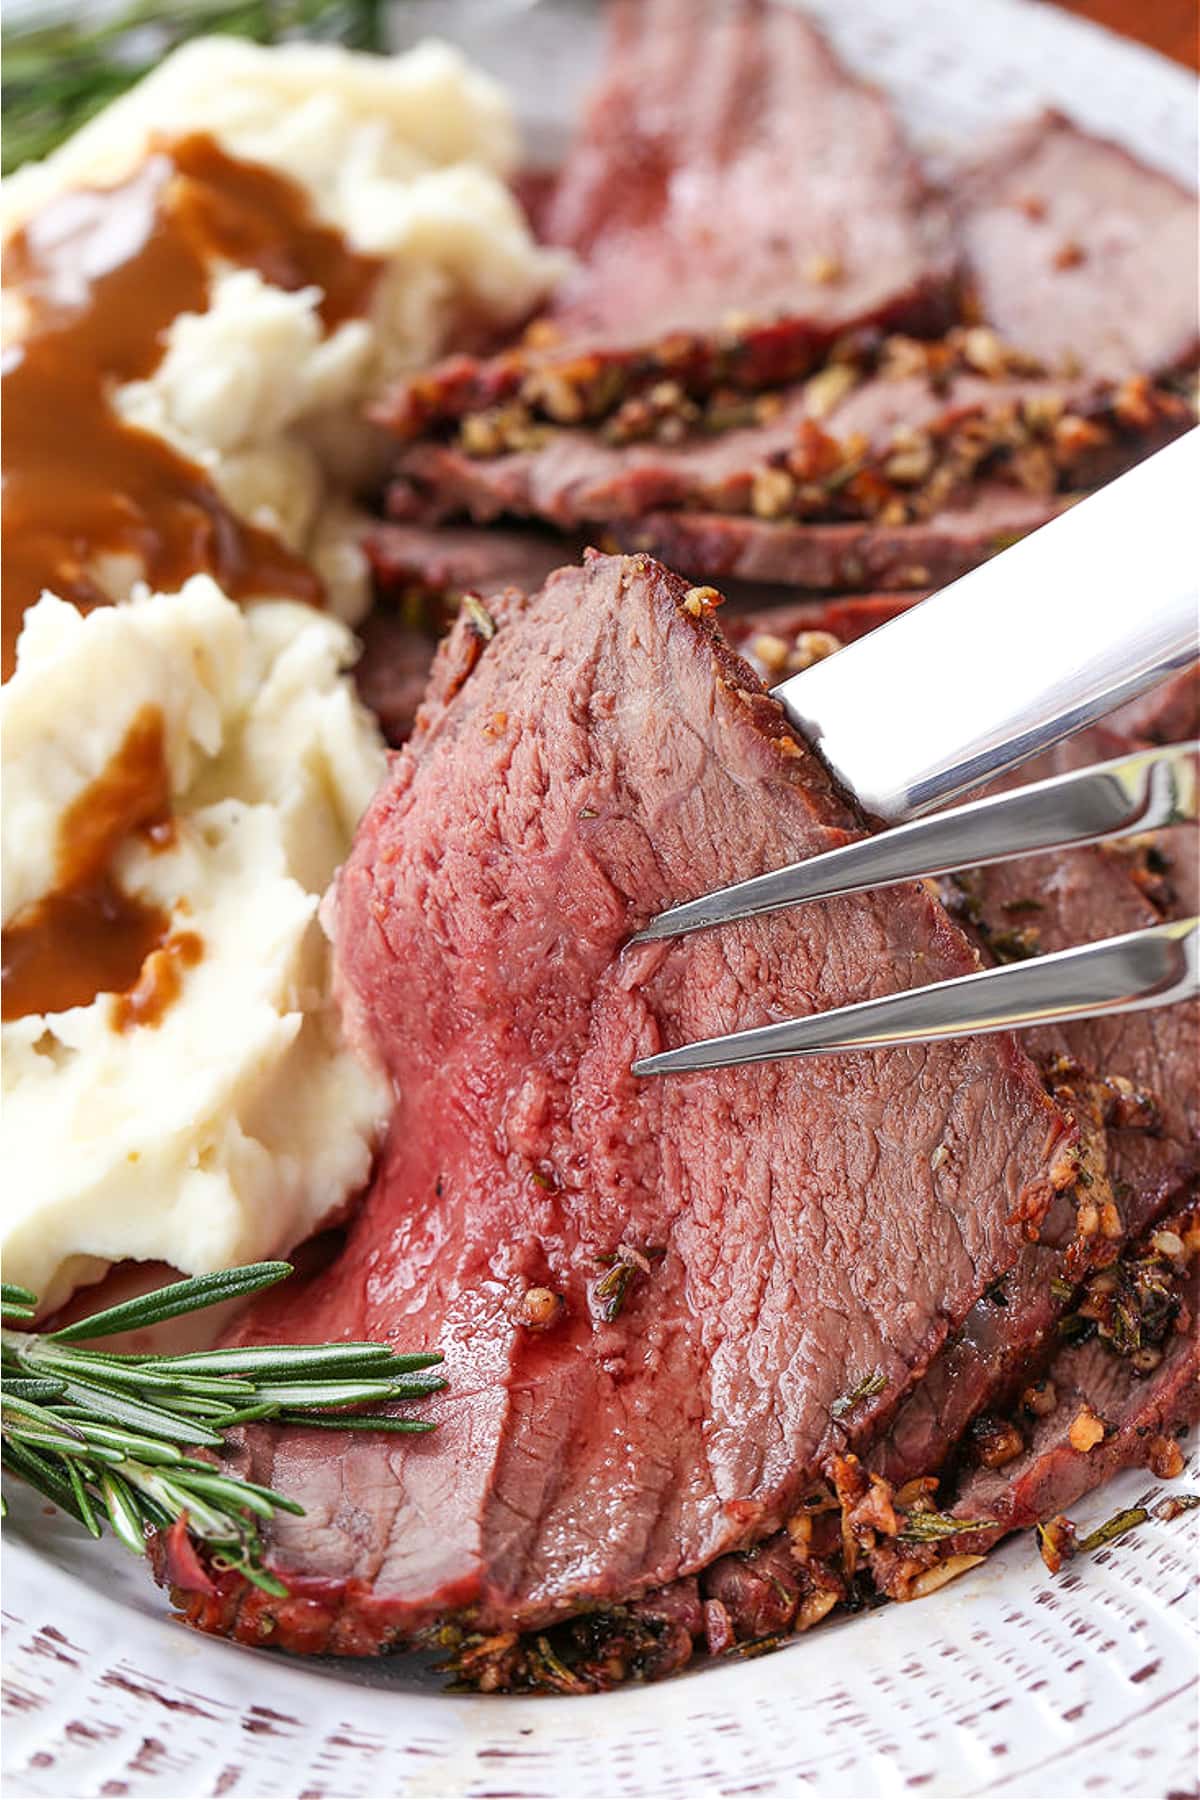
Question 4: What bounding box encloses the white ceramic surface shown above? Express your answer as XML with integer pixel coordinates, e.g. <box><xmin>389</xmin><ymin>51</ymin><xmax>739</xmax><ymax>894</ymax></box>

<box><xmin>3</xmin><ymin>3</ymin><xmax>1197</xmax><ymax>1796</ymax></box>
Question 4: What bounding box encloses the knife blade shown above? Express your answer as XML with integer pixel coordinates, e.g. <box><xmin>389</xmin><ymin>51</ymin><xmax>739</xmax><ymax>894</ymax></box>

<box><xmin>771</xmin><ymin>428</ymin><xmax>1200</xmax><ymax>823</ymax></box>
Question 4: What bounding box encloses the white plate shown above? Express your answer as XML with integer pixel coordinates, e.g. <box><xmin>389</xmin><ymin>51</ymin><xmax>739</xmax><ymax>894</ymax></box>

<box><xmin>4</xmin><ymin>1455</ymin><xmax>1199</xmax><ymax>1799</ymax></box>
<box><xmin>3</xmin><ymin>3</ymin><xmax>1197</xmax><ymax>1795</ymax></box>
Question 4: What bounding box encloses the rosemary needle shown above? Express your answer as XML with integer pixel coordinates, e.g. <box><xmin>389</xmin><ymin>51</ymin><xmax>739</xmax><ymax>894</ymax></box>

<box><xmin>0</xmin><ymin>1264</ymin><xmax>442</xmax><ymax>1594</ymax></box>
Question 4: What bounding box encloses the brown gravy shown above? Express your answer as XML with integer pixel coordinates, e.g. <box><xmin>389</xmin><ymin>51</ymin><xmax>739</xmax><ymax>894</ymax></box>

<box><xmin>1</xmin><ymin>131</ymin><xmax>382</xmax><ymax>676</ymax></box>
<box><xmin>3</xmin><ymin>134</ymin><xmax>382</xmax><ymax>1028</ymax></box>
<box><xmin>1</xmin><ymin>707</ymin><xmax>182</xmax><ymax>1023</ymax></box>
<box><xmin>111</xmin><ymin>927</ymin><xmax>204</xmax><ymax>1033</ymax></box>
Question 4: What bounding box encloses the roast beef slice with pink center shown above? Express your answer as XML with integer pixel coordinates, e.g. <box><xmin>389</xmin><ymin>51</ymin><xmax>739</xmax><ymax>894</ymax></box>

<box><xmin>539</xmin><ymin>0</ymin><xmax>952</xmax><ymax>350</ymax></box>
<box><xmin>211</xmin><ymin>551</ymin><xmax>1070</xmax><ymax>1643</ymax></box>
<box><xmin>609</xmin><ymin>485</ymin><xmax>1068</xmax><ymax>590</ymax></box>
<box><xmin>953</xmin><ymin>110</ymin><xmax>1200</xmax><ymax>378</ymax></box>
<box><xmin>876</xmin><ymin>785</ymin><xmax>1197</xmax><ymax>1490</ymax></box>
<box><xmin>388</xmin><ymin>367</ymin><xmax>1188</xmax><ymax>530</ymax></box>
<box><xmin>948</xmin><ymin>1268</ymin><xmax>1198</xmax><ymax>1546</ymax></box>
<box><xmin>364</xmin><ymin>524</ymin><xmax>921</xmax><ymax>633</ymax></box>
<box><xmin>366</xmin><ymin>522</ymin><xmax>572</xmax><ymax>606</ymax></box>
<box><xmin>357</xmin><ymin>525</ymin><xmax>576</xmax><ymax>743</ymax></box>
<box><xmin>376</xmin><ymin>1</ymin><xmax>953</xmax><ymax>435</ymax></box>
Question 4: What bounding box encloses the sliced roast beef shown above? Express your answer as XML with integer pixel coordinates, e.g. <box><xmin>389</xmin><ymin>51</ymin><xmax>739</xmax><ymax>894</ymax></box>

<box><xmin>165</xmin><ymin>551</ymin><xmax>1076</xmax><ymax>1653</ymax></box>
<box><xmin>353</xmin><ymin>602</ymin><xmax>445</xmax><ymax>746</ymax></box>
<box><xmin>358</xmin><ymin>536</ymin><xmax>922</xmax><ymax>746</ymax></box>
<box><xmin>365</xmin><ymin>523</ymin><xmax>923</xmax><ymax>637</ymax></box>
<box><xmin>725</xmin><ymin>594</ymin><xmax>921</xmax><ymax>683</ymax></box>
<box><xmin>611</xmin><ymin>485</ymin><xmax>1068</xmax><ymax>589</ymax></box>
<box><xmin>953</xmin><ymin>111</ymin><xmax>1200</xmax><ymax>378</ymax></box>
<box><xmin>664</xmin><ymin>1218</ymin><xmax>1199</xmax><ymax>1674</ymax></box>
<box><xmin>948</xmin><ymin>728</ymin><xmax>1199</xmax><ymax>1187</ymax></box>
<box><xmin>877</xmin><ymin>817</ymin><xmax>1198</xmax><ymax>1489</ymax></box>
<box><xmin>875</xmin><ymin>707</ymin><xmax>1199</xmax><ymax>1493</ymax></box>
<box><xmin>378</xmin><ymin>1</ymin><xmax>954</xmax><ymax>438</ymax></box>
<box><xmin>948</xmin><ymin>1263</ymin><xmax>1198</xmax><ymax>1547</ymax></box>
<box><xmin>540</xmin><ymin>0</ymin><xmax>952</xmax><ymax>349</ymax></box>
<box><xmin>366</xmin><ymin>521</ymin><xmax>571</xmax><ymax>606</ymax></box>
<box><xmin>871</xmin><ymin>1165</ymin><xmax>1187</xmax><ymax>1495</ymax></box>
<box><xmin>358</xmin><ymin>528</ymin><xmax>578</xmax><ymax>743</ymax></box>
<box><xmin>388</xmin><ymin>360</ymin><xmax>1190</xmax><ymax>531</ymax></box>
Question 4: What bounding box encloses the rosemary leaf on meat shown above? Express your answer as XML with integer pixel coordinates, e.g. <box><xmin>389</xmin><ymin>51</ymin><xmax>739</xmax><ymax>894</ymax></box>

<box><xmin>897</xmin><ymin>1508</ymin><xmax>1000</xmax><ymax>1542</ymax></box>
<box><xmin>0</xmin><ymin>1264</ymin><xmax>443</xmax><ymax>1593</ymax></box>
<box><xmin>527</xmin><ymin>1635</ymin><xmax>590</xmax><ymax>1695</ymax></box>
<box><xmin>1056</xmin><ymin>1311</ymin><xmax>1096</xmax><ymax>1344</ymax></box>
<box><xmin>725</xmin><ymin>1633</ymin><xmax>786</xmax><ymax>1660</ymax></box>
<box><xmin>593</xmin><ymin>1244</ymin><xmax>665</xmax><ymax>1322</ymax></box>
<box><xmin>987</xmin><ymin>927</ymin><xmax>1041</xmax><ymax>964</ymax></box>
<box><xmin>462</xmin><ymin>595</ymin><xmax>497</xmax><ymax>641</ymax></box>
<box><xmin>831</xmin><ymin>1370</ymin><xmax>888</xmax><ymax>1420</ymax></box>
<box><xmin>1</xmin><ymin>0</ymin><xmax>388</xmax><ymax>176</ymax></box>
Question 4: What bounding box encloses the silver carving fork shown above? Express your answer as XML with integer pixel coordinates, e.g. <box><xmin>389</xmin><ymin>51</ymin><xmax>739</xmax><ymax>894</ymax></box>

<box><xmin>632</xmin><ymin>430</ymin><xmax>1200</xmax><ymax>1076</ymax></box>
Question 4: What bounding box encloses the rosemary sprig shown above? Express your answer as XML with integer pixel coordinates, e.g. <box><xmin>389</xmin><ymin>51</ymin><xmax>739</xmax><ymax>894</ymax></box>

<box><xmin>897</xmin><ymin>1508</ymin><xmax>1000</xmax><ymax>1543</ymax></box>
<box><xmin>1</xmin><ymin>0</ymin><xmax>388</xmax><ymax>176</ymax></box>
<box><xmin>831</xmin><ymin>1370</ymin><xmax>888</xmax><ymax>1421</ymax></box>
<box><xmin>592</xmin><ymin>1243</ymin><xmax>665</xmax><ymax>1323</ymax></box>
<box><xmin>725</xmin><ymin>1633</ymin><xmax>786</xmax><ymax>1660</ymax></box>
<box><xmin>1</xmin><ymin>1264</ymin><xmax>442</xmax><ymax>1594</ymax></box>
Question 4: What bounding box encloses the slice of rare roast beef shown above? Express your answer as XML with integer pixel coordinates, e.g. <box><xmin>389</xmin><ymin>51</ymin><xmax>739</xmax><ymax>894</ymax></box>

<box><xmin>539</xmin><ymin>0</ymin><xmax>952</xmax><ymax>350</ymax></box>
<box><xmin>610</xmin><ymin>485</ymin><xmax>1068</xmax><ymax>589</ymax></box>
<box><xmin>353</xmin><ymin>603</ymin><xmax>446</xmax><ymax>747</ymax></box>
<box><xmin>379</xmin><ymin>0</ymin><xmax>954</xmax><ymax>437</ymax></box>
<box><xmin>670</xmin><ymin>1208</ymin><xmax>1199</xmax><ymax>1669</ymax></box>
<box><xmin>946</xmin><ymin>1257</ymin><xmax>1198</xmax><ymax>1550</ymax></box>
<box><xmin>366</xmin><ymin>521</ymin><xmax>572</xmax><ymax>606</ymax></box>
<box><xmin>387</xmin><ymin>362</ymin><xmax>1189</xmax><ymax>531</ymax></box>
<box><xmin>166</xmin><ymin>551</ymin><xmax>1077</xmax><ymax>1654</ymax></box>
<box><xmin>359</xmin><ymin>525</ymin><xmax>580</xmax><ymax>743</ymax></box>
<box><xmin>953</xmin><ymin>111</ymin><xmax>1200</xmax><ymax>378</ymax></box>
<box><xmin>677</xmin><ymin>1202</ymin><xmax>1199</xmax><ymax>1664</ymax></box>
<box><xmin>875</xmin><ymin>749</ymin><xmax>1198</xmax><ymax>1491</ymax></box>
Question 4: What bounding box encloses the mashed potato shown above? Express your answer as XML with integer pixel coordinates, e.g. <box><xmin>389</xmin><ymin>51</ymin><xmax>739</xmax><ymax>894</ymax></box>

<box><xmin>3</xmin><ymin>35</ymin><xmax>566</xmax><ymax>622</ymax></box>
<box><xmin>1</xmin><ymin>582</ymin><xmax>391</xmax><ymax>1312</ymax></box>
<box><xmin>1</xmin><ymin>36</ymin><xmax>567</xmax><ymax>1311</ymax></box>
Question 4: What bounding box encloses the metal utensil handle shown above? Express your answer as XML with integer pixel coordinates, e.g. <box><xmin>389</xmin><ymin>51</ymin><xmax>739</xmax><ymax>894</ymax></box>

<box><xmin>773</xmin><ymin>430</ymin><xmax>1200</xmax><ymax>823</ymax></box>
<box><xmin>632</xmin><ymin>918</ymin><xmax>1199</xmax><ymax>1075</ymax></box>
<box><xmin>633</xmin><ymin>740</ymin><xmax>1198</xmax><ymax>942</ymax></box>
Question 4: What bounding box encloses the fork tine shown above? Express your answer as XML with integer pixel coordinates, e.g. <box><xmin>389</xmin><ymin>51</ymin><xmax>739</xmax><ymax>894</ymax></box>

<box><xmin>631</xmin><ymin>918</ymin><xmax>1199</xmax><ymax>1076</ymax></box>
<box><xmin>631</xmin><ymin>741</ymin><xmax>1197</xmax><ymax>945</ymax></box>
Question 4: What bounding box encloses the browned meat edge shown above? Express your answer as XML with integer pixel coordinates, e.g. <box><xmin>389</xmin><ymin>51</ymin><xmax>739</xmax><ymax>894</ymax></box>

<box><xmin>386</xmin><ymin>362</ymin><xmax>1190</xmax><ymax>531</ymax></box>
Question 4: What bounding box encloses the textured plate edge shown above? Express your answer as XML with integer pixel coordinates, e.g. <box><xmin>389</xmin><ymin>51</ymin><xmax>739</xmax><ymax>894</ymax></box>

<box><xmin>3</xmin><ymin>0</ymin><xmax>1198</xmax><ymax>1794</ymax></box>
